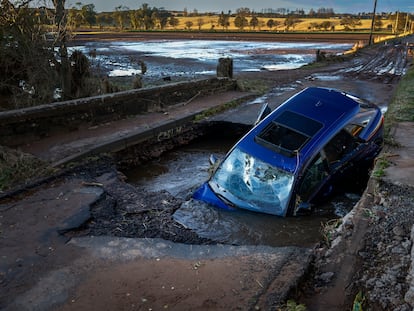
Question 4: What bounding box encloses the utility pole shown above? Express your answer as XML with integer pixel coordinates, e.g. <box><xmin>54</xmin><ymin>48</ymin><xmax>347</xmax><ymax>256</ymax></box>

<box><xmin>369</xmin><ymin>0</ymin><xmax>377</xmax><ymax>45</ymax></box>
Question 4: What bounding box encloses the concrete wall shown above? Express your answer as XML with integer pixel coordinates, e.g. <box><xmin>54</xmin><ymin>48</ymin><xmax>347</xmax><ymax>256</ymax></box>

<box><xmin>0</xmin><ymin>78</ymin><xmax>237</xmax><ymax>147</ymax></box>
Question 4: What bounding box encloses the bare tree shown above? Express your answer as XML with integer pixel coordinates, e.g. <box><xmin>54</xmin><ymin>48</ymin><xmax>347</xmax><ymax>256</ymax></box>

<box><xmin>185</xmin><ymin>21</ymin><xmax>193</xmax><ymax>30</ymax></box>
<box><xmin>54</xmin><ymin>0</ymin><xmax>72</xmax><ymax>99</ymax></box>
<box><xmin>197</xmin><ymin>18</ymin><xmax>204</xmax><ymax>30</ymax></box>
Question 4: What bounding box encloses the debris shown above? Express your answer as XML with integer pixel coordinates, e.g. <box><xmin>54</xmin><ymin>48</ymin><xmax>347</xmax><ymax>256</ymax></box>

<box><xmin>81</xmin><ymin>181</ymin><xmax>104</xmax><ymax>187</ymax></box>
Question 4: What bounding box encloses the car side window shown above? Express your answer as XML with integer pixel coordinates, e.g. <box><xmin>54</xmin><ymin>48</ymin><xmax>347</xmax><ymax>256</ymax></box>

<box><xmin>298</xmin><ymin>153</ymin><xmax>329</xmax><ymax>201</ymax></box>
<box><xmin>323</xmin><ymin>129</ymin><xmax>359</xmax><ymax>166</ymax></box>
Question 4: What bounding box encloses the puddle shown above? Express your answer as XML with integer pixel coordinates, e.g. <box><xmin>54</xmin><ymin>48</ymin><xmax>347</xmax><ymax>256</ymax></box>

<box><xmin>124</xmin><ymin>134</ymin><xmax>361</xmax><ymax>247</ymax></box>
<box><xmin>125</xmin><ymin>136</ymin><xmax>230</xmax><ymax>199</ymax></box>
<box><xmin>310</xmin><ymin>74</ymin><xmax>343</xmax><ymax>81</ymax></box>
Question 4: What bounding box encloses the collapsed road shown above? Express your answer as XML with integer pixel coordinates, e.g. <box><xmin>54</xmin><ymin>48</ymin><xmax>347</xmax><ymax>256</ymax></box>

<box><xmin>0</xmin><ymin>35</ymin><xmax>414</xmax><ymax>310</ymax></box>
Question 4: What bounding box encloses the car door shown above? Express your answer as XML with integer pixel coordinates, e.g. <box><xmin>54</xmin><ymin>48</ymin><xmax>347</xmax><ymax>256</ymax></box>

<box><xmin>294</xmin><ymin>152</ymin><xmax>330</xmax><ymax>214</ymax></box>
<box><xmin>323</xmin><ymin>129</ymin><xmax>360</xmax><ymax>173</ymax></box>
<box><xmin>294</xmin><ymin>129</ymin><xmax>363</xmax><ymax>214</ymax></box>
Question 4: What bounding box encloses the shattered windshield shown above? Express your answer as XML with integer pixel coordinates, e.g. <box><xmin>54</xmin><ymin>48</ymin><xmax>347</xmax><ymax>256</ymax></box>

<box><xmin>209</xmin><ymin>147</ymin><xmax>294</xmax><ymax>215</ymax></box>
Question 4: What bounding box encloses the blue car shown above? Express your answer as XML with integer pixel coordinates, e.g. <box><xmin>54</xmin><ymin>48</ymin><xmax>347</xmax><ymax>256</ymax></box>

<box><xmin>193</xmin><ymin>87</ymin><xmax>384</xmax><ymax>216</ymax></box>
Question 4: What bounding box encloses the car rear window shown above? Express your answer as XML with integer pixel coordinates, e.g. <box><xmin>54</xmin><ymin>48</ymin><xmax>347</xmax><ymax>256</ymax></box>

<box><xmin>255</xmin><ymin>111</ymin><xmax>323</xmax><ymax>156</ymax></box>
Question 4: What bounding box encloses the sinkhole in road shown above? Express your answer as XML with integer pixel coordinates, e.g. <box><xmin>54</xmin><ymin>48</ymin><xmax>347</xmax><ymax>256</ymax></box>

<box><xmin>123</xmin><ymin>129</ymin><xmax>363</xmax><ymax>248</ymax></box>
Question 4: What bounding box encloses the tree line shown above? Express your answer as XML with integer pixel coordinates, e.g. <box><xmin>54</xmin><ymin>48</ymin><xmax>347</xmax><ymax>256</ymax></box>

<box><xmin>27</xmin><ymin>2</ymin><xmax>409</xmax><ymax>32</ymax></box>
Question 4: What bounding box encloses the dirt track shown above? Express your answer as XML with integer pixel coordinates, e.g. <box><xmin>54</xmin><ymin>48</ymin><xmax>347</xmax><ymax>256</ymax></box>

<box><xmin>1</xmin><ymin>34</ymin><xmax>414</xmax><ymax>311</ymax></box>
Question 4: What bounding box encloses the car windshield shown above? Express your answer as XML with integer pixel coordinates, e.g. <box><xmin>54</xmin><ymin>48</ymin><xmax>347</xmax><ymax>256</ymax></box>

<box><xmin>209</xmin><ymin>147</ymin><xmax>294</xmax><ymax>215</ymax></box>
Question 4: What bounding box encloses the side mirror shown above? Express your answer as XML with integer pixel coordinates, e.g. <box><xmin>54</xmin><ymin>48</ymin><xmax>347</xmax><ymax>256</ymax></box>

<box><xmin>254</xmin><ymin>103</ymin><xmax>272</xmax><ymax>125</ymax></box>
<box><xmin>209</xmin><ymin>154</ymin><xmax>218</xmax><ymax>166</ymax></box>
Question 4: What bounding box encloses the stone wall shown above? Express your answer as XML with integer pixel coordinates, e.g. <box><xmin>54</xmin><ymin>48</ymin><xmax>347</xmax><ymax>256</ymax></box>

<box><xmin>0</xmin><ymin>78</ymin><xmax>237</xmax><ymax>147</ymax></box>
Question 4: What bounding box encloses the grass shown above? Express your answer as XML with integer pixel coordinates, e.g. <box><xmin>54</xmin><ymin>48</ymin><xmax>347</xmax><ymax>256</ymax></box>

<box><xmin>284</xmin><ymin>300</ymin><xmax>307</xmax><ymax>311</ymax></box>
<box><xmin>372</xmin><ymin>156</ymin><xmax>391</xmax><ymax>178</ymax></box>
<box><xmin>236</xmin><ymin>79</ymin><xmax>272</xmax><ymax>94</ymax></box>
<box><xmin>193</xmin><ymin>98</ymin><xmax>245</xmax><ymax>121</ymax></box>
<box><xmin>320</xmin><ymin>218</ymin><xmax>342</xmax><ymax>247</ymax></box>
<box><xmin>383</xmin><ymin>65</ymin><xmax>414</xmax><ymax>137</ymax></box>
<box><xmin>0</xmin><ymin>146</ymin><xmax>55</xmax><ymax>193</ymax></box>
<box><xmin>371</xmin><ymin>63</ymin><xmax>414</xmax><ymax>179</ymax></box>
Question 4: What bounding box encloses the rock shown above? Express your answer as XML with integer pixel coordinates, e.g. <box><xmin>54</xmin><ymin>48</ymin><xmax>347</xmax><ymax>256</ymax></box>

<box><xmin>393</xmin><ymin>226</ymin><xmax>405</xmax><ymax>237</ymax></box>
<box><xmin>318</xmin><ymin>272</ymin><xmax>334</xmax><ymax>284</ymax></box>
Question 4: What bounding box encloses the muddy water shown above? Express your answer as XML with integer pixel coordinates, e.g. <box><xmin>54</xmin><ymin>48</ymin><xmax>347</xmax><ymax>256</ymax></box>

<box><xmin>124</xmin><ymin>135</ymin><xmax>360</xmax><ymax>247</ymax></box>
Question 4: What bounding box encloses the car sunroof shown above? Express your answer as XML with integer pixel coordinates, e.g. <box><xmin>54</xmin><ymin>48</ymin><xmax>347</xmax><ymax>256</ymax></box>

<box><xmin>275</xmin><ymin>110</ymin><xmax>323</xmax><ymax>137</ymax></box>
<box><xmin>255</xmin><ymin>111</ymin><xmax>323</xmax><ymax>156</ymax></box>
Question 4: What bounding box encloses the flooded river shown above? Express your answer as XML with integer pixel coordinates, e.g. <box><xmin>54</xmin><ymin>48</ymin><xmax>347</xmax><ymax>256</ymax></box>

<box><xmin>124</xmin><ymin>135</ymin><xmax>360</xmax><ymax>247</ymax></box>
<box><xmin>72</xmin><ymin>40</ymin><xmax>353</xmax><ymax>83</ymax></box>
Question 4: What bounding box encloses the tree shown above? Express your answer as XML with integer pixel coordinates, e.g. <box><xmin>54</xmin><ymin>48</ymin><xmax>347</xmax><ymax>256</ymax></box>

<box><xmin>196</xmin><ymin>18</ymin><xmax>204</xmax><ymax>30</ymax></box>
<box><xmin>374</xmin><ymin>16</ymin><xmax>383</xmax><ymax>31</ymax></box>
<box><xmin>96</xmin><ymin>13</ymin><xmax>114</xmax><ymax>28</ymax></box>
<box><xmin>0</xmin><ymin>0</ymin><xmax>99</xmax><ymax>106</ymax></box>
<box><xmin>234</xmin><ymin>15</ymin><xmax>248</xmax><ymax>30</ymax></box>
<box><xmin>185</xmin><ymin>20</ymin><xmax>193</xmax><ymax>30</ymax></box>
<box><xmin>81</xmin><ymin>4</ymin><xmax>96</xmax><ymax>27</ymax></box>
<box><xmin>320</xmin><ymin>20</ymin><xmax>334</xmax><ymax>31</ymax></box>
<box><xmin>234</xmin><ymin>8</ymin><xmax>249</xmax><ymax>30</ymax></box>
<box><xmin>70</xmin><ymin>49</ymin><xmax>90</xmax><ymax>98</ymax></box>
<box><xmin>249</xmin><ymin>15</ymin><xmax>259</xmax><ymax>30</ymax></box>
<box><xmin>157</xmin><ymin>10</ymin><xmax>171</xmax><ymax>30</ymax></box>
<box><xmin>168</xmin><ymin>16</ymin><xmax>179</xmax><ymax>29</ymax></box>
<box><xmin>277</xmin><ymin>8</ymin><xmax>287</xmax><ymax>15</ymax></box>
<box><xmin>113</xmin><ymin>5</ymin><xmax>129</xmax><ymax>30</ymax></box>
<box><xmin>317</xmin><ymin>7</ymin><xmax>335</xmax><ymax>17</ymax></box>
<box><xmin>340</xmin><ymin>16</ymin><xmax>361</xmax><ymax>31</ymax></box>
<box><xmin>284</xmin><ymin>16</ymin><xmax>302</xmax><ymax>30</ymax></box>
<box><xmin>218</xmin><ymin>11</ymin><xmax>230</xmax><ymax>30</ymax></box>
<box><xmin>67</xmin><ymin>4</ymin><xmax>83</xmax><ymax>29</ymax></box>
<box><xmin>309</xmin><ymin>8</ymin><xmax>316</xmax><ymax>17</ymax></box>
<box><xmin>267</xmin><ymin>19</ymin><xmax>275</xmax><ymax>29</ymax></box>
<box><xmin>267</xmin><ymin>19</ymin><xmax>280</xmax><ymax>30</ymax></box>
<box><xmin>129</xmin><ymin>10</ymin><xmax>139</xmax><ymax>29</ymax></box>
<box><xmin>0</xmin><ymin>0</ymin><xmax>58</xmax><ymax>107</ymax></box>
<box><xmin>137</xmin><ymin>3</ymin><xmax>156</xmax><ymax>30</ymax></box>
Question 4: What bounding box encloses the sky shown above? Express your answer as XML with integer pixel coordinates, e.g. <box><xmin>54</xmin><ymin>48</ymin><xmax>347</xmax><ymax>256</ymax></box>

<box><xmin>71</xmin><ymin>0</ymin><xmax>414</xmax><ymax>14</ymax></box>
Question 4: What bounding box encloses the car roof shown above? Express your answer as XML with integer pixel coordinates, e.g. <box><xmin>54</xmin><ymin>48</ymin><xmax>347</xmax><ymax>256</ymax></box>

<box><xmin>236</xmin><ymin>87</ymin><xmax>362</xmax><ymax>173</ymax></box>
